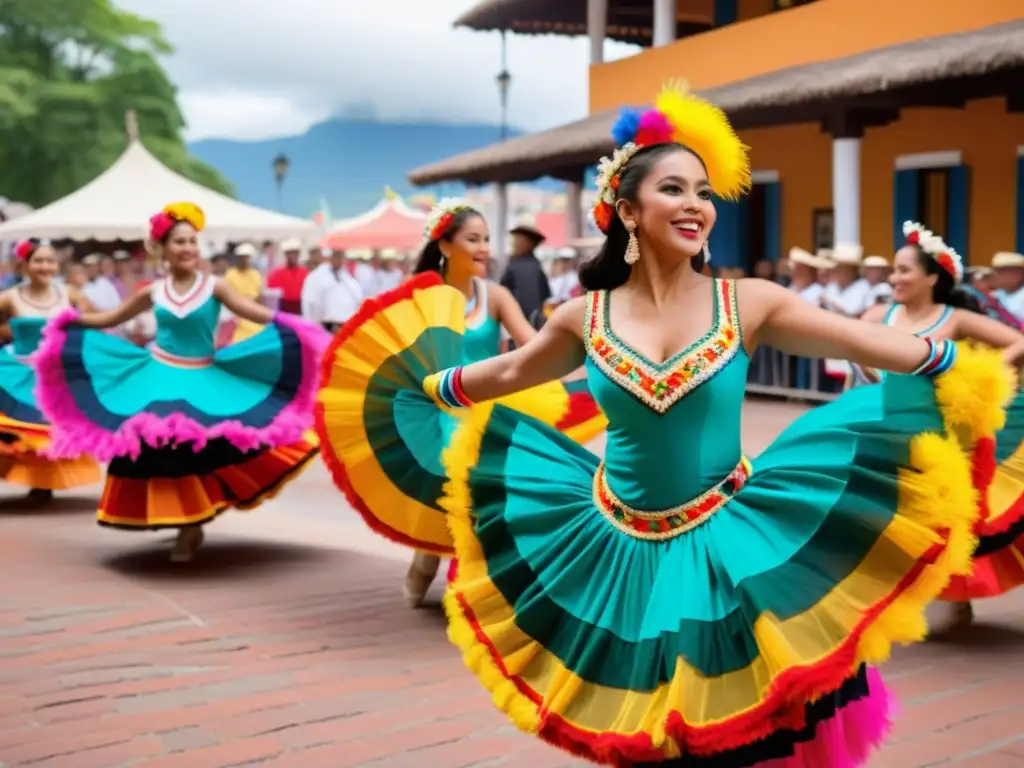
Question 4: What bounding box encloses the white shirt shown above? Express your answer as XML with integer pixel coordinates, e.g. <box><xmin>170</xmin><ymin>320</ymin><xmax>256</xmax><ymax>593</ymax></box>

<box><xmin>377</xmin><ymin>267</ymin><xmax>404</xmax><ymax>293</ymax></box>
<box><xmin>822</xmin><ymin>278</ymin><xmax>873</xmax><ymax>317</ymax></box>
<box><xmin>790</xmin><ymin>281</ymin><xmax>824</xmax><ymax>307</ymax></box>
<box><xmin>302</xmin><ymin>262</ymin><xmax>364</xmax><ymax>324</ymax></box>
<box><xmin>997</xmin><ymin>286</ymin><xmax>1024</xmax><ymax>321</ymax></box>
<box><xmin>868</xmin><ymin>281</ymin><xmax>893</xmax><ymax>304</ymax></box>
<box><xmin>82</xmin><ymin>276</ymin><xmax>121</xmax><ymax>311</ymax></box>
<box><xmin>549</xmin><ymin>272</ymin><xmax>580</xmax><ymax>304</ymax></box>
<box><xmin>353</xmin><ymin>262</ymin><xmax>379</xmax><ymax>298</ymax></box>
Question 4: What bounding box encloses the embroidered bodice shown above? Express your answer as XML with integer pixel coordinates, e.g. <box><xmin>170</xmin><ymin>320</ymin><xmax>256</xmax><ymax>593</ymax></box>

<box><xmin>150</xmin><ymin>275</ymin><xmax>221</xmax><ymax>359</ymax></box>
<box><xmin>8</xmin><ymin>285</ymin><xmax>71</xmax><ymax>356</ymax></box>
<box><xmin>462</xmin><ymin>278</ymin><xmax>501</xmax><ymax>365</ymax></box>
<box><xmin>584</xmin><ymin>279</ymin><xmax>748</xmax><ymax>510</ymax></box>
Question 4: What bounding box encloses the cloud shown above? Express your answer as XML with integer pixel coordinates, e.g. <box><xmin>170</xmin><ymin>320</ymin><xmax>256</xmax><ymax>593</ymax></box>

<box><xmin>115</xmin><ymin>0</ymin><xmax>639</xmax><ymax>141</ymax></box>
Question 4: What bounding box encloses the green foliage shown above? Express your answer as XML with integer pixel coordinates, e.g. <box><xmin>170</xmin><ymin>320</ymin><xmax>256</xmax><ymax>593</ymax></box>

<box><xmin>0</xmin><ymin>0</ymin><xmax>234</xmax><ymax>207</ymax></box>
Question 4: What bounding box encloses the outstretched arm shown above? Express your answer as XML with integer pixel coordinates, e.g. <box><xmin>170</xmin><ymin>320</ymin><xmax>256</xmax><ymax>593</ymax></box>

<box><xmin>742</xmin><ymin>279</ymin><xmax>933</xmax><ymax>373</ymax></box>
<box><xmin>953</xmin><ymin>310</ymin><xmax>1024</xmax><ymax>366</ymax></box>
<box><xmin>451</xmin><ymin>296</ymin><xmax>587</xmax><ymax>402</ymax></box>
<box><xmin>76</xmin><ymin>289</ymin><xmax>152</xmax><ymax>329</ymax></box>
<box><xmin>492</xmin><ymin>283</ymin><xmax>537</xmax><ymax>347</ymax></box>
<box><xmin>214</xmin><ymin>279</ymin><xmax>273</xmax><ymax>325</ymax></box>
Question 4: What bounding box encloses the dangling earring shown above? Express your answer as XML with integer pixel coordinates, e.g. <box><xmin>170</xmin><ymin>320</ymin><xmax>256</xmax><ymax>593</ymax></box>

<box><xmin>702</xmin><ymin>242</ymin><xmax>712</xmax><ymax>264</ymax></box>
<box><xmin>624</xmin><ymin>224</ymin><xmax>640</xmax><ymax>266</ymax></box>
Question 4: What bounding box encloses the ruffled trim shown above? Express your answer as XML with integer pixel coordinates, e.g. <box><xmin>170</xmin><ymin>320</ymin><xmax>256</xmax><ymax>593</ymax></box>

<box><xmin>555</xmin><ymin>387</ymin><xmax>608</xmax><ymax>445</ymax></box>
<box><xmin>99</xmin><ymin>439</ymin><xmax>319</xmax><ymax>530</ymax></box>
<box><xmin>35</xmin><ymin>307</ymin><xmax>329</xmax><ymax>461</ymax></box>
<box><xmin>440</xmin><ymin>343</ymin><xmax>1007</xmax><ymax>764</ymax></box>
<box><xmin>314</xmin><ymin>271</ymin><xmax>454</xmax><ymax>555</ymax></box>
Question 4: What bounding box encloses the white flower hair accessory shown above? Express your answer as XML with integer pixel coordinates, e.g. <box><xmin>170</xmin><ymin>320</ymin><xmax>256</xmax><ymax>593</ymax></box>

<box><xmin>903</xmin><ymin>221</ymin><xmax>963</xmax><ymax>283</ymax></box>
<box><xmin>425</xmin><ymin>198</ymin><xmax>475</xmax><ymax>241</ymax></box>
<box><xmin>592</xmin><ymin>143</ymin><xmax>640</xmax><ymax>233</ymax></box>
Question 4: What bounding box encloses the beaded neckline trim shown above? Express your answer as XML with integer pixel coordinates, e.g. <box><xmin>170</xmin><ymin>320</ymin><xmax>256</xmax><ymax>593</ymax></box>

<box><xmin>584</xmin><ymin>279</ymin><xmax>741</xmax><ymax>414</ymax></box>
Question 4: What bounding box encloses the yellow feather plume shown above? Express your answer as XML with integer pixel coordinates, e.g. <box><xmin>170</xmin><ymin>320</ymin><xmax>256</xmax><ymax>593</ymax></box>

<box><xmin>655</xmin><ymin>81</ymin><xmax>751</xmax><ymax>201</ymax></box>
<box><xmin>163</xmin><ymin>202</ymin><xmax>206</xmax><ymax>232</ymax></box>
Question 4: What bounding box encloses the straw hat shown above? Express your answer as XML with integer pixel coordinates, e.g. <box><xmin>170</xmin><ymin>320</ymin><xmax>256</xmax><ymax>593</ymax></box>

<box><xmin>967</xmin><ymin>266</ymin><xmax>994</xmax><ymax>279</ymax></box>
<box><xmin>346</xmin><ymin>247</ymin><xmax>373</xmax><ymax>261</ymax></box>
<box><xmin>862</xmin><ymin>255</ymin><xmax>889</xmax><ymax>268</ymax></box>
<box><xmin>554</xmin><ymin>247</ymin><xmax>577</xmax><ymax>260</ymax></box>
<box><xmin>279</xmin><ymin>238</ymin><xmax>303</xmax><ymax>253</ymax></box>
<box><xmin>379</xmin><ymin>248</ymin><xmax>403</xmax><ymax>261</ymax></box>
<box><xmin>830</xmin><ymin>243</ymin><xmax>864</xmax><ymax>266</ymax></box>
<box><xmin>509</xmin><ymin>214</ymin><xmax>546</xmax><ymax>244</ymax></box>
<box><xmin>787</xmin><ymin>247</ymin><xmax>828</xmax><ymax>270</ymax></box>
<box><xmin>82</xmin><ymin>253</ymin><xmax>102</xmax><ymax>266</ymax></box>
<box><xmin>992</xmin><ymin>251</ymin><xmax>1024</xmax><ymax>269</ymax></box>
<box><xmin>234</xmin><ymin>242</ymin><xmax>258</xmax><ymax>258</ymax></box>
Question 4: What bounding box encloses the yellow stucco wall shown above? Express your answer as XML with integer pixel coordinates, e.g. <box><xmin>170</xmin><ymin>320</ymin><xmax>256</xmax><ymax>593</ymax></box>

<box><xmin>744</xmin><ymin>98</ymin><xmax>1024</xmax><ymax>263</ymax></box>
<box><xmin>590</xmin><ymin>0</ymin><xmax>1024</xmax><ymax>113</ymax></box>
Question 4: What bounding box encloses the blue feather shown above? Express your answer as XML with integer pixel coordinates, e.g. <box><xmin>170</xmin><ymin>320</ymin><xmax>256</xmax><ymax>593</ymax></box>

<box><xmin>611</xmin><ymin>108</ymin><xmax>641</xmax><ymax>147</ymax></box>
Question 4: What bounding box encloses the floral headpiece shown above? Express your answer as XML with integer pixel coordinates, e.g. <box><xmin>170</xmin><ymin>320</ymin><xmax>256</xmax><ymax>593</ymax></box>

<box><xmin>149</xmin><ymin>202</ymin><xmax>205</xmax><ymax>241</ymax></box>
<box><xmin>903</xmin><ymin>221</ymin><xmax>963</xmax><ymax>283</ymax></box>
<box><xmin>424</xmin><ymin>198</ymin><xmax>475</xmax><ymax>241</ymax></box>
<box><xmin>593</xmin><ymin>81</ymin><xmax>751</xmax><ymax>233</ymax></box>
<box><xmin>13</xmin><ymin>240</ymin><xmax>36</xmax><ymax>261</ymax></box>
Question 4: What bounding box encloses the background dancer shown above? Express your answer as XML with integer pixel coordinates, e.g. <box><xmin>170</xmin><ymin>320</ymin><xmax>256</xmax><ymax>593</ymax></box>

<box><xmin>34</xmin><ymin>203</ymin><xmax>329</xmax><ymax>562</ymax></box>
<box><xmin>0</xmin><ymin>241</ymin><xmax>100</xmax><ymax>500</ymax></box>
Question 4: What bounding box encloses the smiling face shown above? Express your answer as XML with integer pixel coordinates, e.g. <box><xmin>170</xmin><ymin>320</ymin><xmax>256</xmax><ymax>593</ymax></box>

<box><xmin>25</xmin><ymin>244</ymin><xmax>59</xmax><ymax>285</ymax></box>
<box><xmin>890</xmin><ymin>245</ymin><xmax>936</xmax><ymax>305</ymax></box>
<box><xmin>616</xmin><ymin>149</ymin><xmax>716</xmax><ymax>263</ymax></box>
<box><xmin>155</xmin><ymin>222</ymin><xmax>200</xmax><ymax>273</ymax></box>
<box><xmin>440</xmin><ymin>212</ymin><xmax>491</xmax><ymax>278</ymax></box>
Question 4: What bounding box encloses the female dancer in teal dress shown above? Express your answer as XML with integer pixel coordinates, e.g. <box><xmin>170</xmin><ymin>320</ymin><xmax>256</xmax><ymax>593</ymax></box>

<box><xmin>34</xmin><ymin>203</ymin><xmax>328</xmax><ymax>562</ymax></box>
<box><xmin>0</xmin><ymin>241</ymin><xmax>101</xmax><ymax>498</ymax></box>
<box><xmin>317</xmin><ymin>200</ymin><xmax>607</xmax><ymax>607</ymax></box>
<box><xmin>318</xmin><ymin>85</ymin><xmax>1011</xmax><ymax>765</ymax></box>
<box><xmin>856</xmin><ymin>224</ymin><xmax>1024</xmax><ymax>633</ymax></box>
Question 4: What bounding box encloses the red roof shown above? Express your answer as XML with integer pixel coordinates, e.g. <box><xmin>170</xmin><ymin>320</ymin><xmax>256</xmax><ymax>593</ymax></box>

<box><xmin>321</xmin><ymin>196</ymin><xmax>427</xmax><ymax>251</ymax></box>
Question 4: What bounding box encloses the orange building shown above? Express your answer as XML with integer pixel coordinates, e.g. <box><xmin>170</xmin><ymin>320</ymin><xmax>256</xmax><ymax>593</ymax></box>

<box><xmin>408</xmin><ymin>0</ymin><xmax>1024</xmax><ymax>272</ymax></box>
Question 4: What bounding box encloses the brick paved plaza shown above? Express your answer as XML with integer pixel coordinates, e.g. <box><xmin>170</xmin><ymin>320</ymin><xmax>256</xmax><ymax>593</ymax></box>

<box><xmin>1</xmin><ymin>399</ymin><xmax>1022</xmax><ymax>767</ymax></box>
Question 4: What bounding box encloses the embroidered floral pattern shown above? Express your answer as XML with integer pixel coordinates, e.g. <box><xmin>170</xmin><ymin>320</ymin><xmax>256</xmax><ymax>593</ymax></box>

<box><xmin>584</xmin><ymin>279</ymin><xmax>741</xmax><ymax>413</ymax></box>
<box><xmin>593</xmin><ymin>457</ymin><xmax>750</xmax><ymax>540</ymax></box>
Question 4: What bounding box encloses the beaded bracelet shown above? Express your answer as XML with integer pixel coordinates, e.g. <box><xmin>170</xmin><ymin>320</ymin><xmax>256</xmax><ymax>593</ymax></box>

<box><xmin>425</xmin><ymin>366</ymin><xmax>474</xmax><ymax>408</ymax></box>
<box><xmin>910</xmin><ymin>338</ymin><xmax>956</xmax><ymax>377</ymax></box>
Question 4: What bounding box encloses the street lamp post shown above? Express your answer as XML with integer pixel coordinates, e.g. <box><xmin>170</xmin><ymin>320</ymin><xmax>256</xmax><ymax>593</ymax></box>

<box><xmin>496</xmin><ymin>31</ymin><xmax>511</xmax><ymax>141</ymax></box>
<box><xmin>272</xmin><ymin>153</ymin><xmax>290</xmax><ymax>212</ymax></box>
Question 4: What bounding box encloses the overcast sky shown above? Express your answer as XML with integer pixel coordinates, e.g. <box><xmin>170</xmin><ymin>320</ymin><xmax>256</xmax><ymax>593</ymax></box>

<box><xmin>115</xmin><ymin>0</ymin><xmax>639</xmax><ymax>141</ymax></box>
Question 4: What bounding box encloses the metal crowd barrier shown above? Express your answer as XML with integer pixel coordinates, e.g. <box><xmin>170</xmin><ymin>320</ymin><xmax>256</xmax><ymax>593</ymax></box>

<box><xmin>745</xmin><ymin>346</ymin><xmax>839</xmax><ymax>403</ymax></box>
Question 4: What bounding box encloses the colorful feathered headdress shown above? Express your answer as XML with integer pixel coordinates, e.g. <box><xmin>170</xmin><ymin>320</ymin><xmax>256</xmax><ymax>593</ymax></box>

<box><xmin>424</xmin><ymin>198</ymin><xmax>476</xmax><ymax>241</ymax></box>
<box><xmin>592</xmin><ymin>82</ymin><xmax>751</xmax><ymax>233</ymax></box>
<box><xmin>149</xmin><ymin>202</ymin><xmax>205</xmax><ymax>241</ymax></box>
<box><xmin>903</xmin><ymin>221</ymin><xmax>963</xmax><ymax>283</ymax></box>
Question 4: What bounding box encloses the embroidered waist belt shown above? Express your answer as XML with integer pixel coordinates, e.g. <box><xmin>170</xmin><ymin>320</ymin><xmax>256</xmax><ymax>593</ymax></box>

<box><xmin>150</xmin><ymin>345</ymin><xmax>214</xmax><ymax>368</ymax></box>
<box><xmin>594</xmin><ymin>457</ymin><xmax>751</xmax><ymax>540</ymax></box>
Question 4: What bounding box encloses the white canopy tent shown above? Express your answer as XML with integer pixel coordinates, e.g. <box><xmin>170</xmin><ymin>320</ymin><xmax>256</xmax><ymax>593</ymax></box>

<box><xmin>0</xmin><ymin>117</ymin><xmax>317</xmax><ymax>246</ymax></box>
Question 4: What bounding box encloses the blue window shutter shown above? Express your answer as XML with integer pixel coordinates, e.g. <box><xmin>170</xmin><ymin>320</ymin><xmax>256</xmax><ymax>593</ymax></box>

<box><xmin>710</xmin><ymin>197</ymin><xmax>739</xmax><ymax>268</ymax></box>
<box><xmin>893</xmin><ymin>168</ymin><xmax>919</xmax><ymax>251</ymax></box>
<box><xmin>715</xmin><ymin>0</ymin><xmax>738</xmax><ymax>25</ymax></box>
<box><xmin>1016</xmin><ymin>155</ymin><xmax>1024</xmax><ymax>253</ymax></box>
<box><xmin>736</xmin><ymin>195</ymin><xmax>750</xmax><ymax>271</ymax></box>
<box><xmin>763</xmin><ymin>181</ymin><xmax>782</xmax><ymax>262</ymax></box>
<box><xmin>946</xmin><ymin>165</ymin><xmax>970</xmax><ymax>263</ymax></box>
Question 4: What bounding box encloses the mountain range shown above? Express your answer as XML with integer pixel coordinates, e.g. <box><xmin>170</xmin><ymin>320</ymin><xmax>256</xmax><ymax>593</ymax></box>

<box><xmin>188</xmin><ymin>118</ymin><xmax>562</xmax><ymax>220</ymax></box>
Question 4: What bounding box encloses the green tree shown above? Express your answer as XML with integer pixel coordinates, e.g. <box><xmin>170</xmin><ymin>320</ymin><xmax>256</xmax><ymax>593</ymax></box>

<box><xmin>0</xmin><ymin>0</ymin><xmax>234</xmax><ymax>206</ymax></box>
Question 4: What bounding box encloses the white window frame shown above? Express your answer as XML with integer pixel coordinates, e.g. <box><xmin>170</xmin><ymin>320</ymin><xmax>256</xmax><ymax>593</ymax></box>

<box><xmin>895</xmin><ymin>151</ymin><xmax>962</xmax><ymax>170</ymax></box>
<box><xmin>751</xmin><ymin>170</ymin><xmax>780</xmax><ymax>184</ymax></box>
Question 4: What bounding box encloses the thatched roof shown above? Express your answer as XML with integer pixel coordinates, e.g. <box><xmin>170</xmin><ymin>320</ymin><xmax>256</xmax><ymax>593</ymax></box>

<box><xmin>410</xmin><ymin>19</ymin><xmax>1024</xmax><ymax>186</ymax></box>
<box><xmin>453</xmin><ymin>0</ymin><xmax>712</xmax><ymax>46</ymax></box>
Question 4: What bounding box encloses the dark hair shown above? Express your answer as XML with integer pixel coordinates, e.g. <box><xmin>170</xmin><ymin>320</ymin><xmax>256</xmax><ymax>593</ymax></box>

<box><xmin>579</xmin><ymin>143</ymin><xmax>707</xmax><ymax>292</ymax></box>
<box><xmin>414</xmin><ymin>208</ymin><xmax>484</xmax><ymax>275</ymax></box>
<box><xmin>910</xmin><ymin>244</ymin><xmax>982</xmax><ymax>313</ymax></box>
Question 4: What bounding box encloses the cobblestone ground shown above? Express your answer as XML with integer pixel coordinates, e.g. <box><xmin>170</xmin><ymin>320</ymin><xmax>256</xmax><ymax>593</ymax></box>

<box><xmin>0</xmin><ymin>399</ymin><xmax>1022</xmax><ymax>767</ymax></box>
